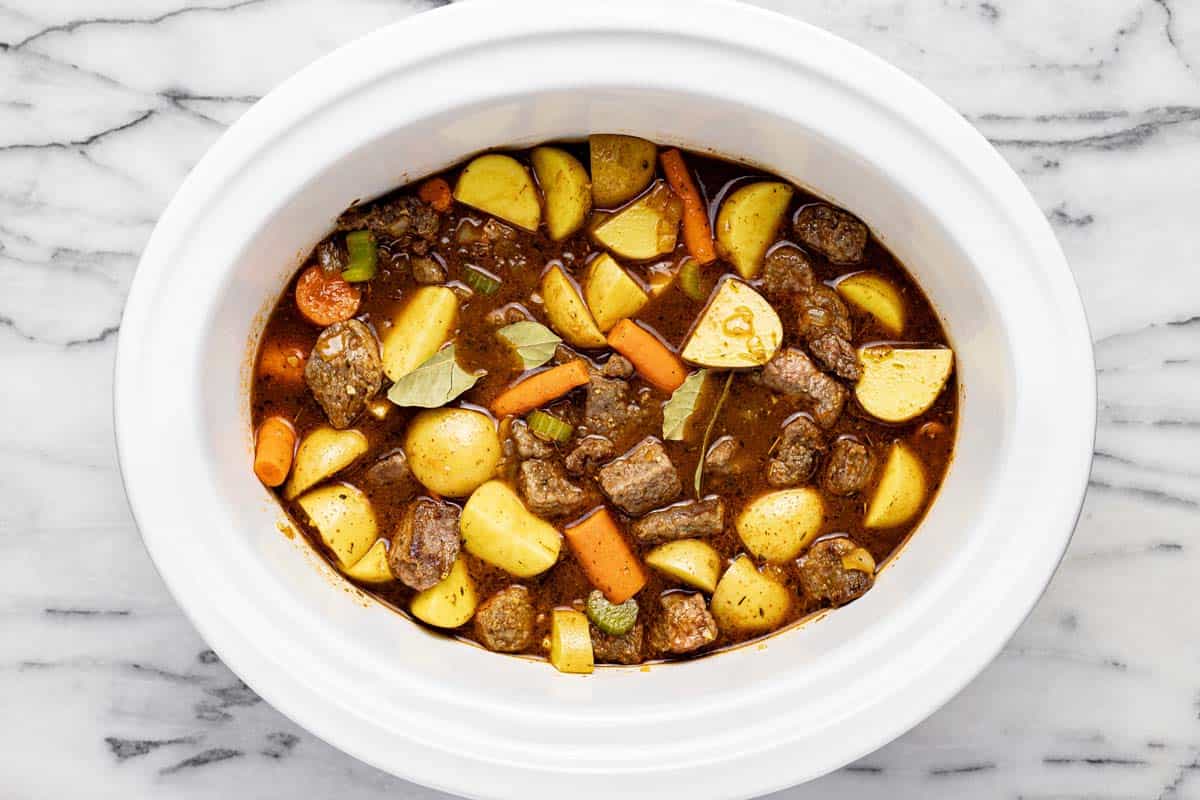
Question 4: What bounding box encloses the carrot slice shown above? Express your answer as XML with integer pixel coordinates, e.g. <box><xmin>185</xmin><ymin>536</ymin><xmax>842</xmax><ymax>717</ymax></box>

<box><xmin>254</xmin><ymin>416</ymin><xmax>296</xmax><ymax>487</ymax></box>
<box><xmin>490</xmin><ymin>359</ymin><xmax>590</xmax><ymax>418</ymax></box>
<box><xmin>606</xmin><ymin>319</ymin><xmax>686</xmax><ymax>393</ymax></box>
<box><xmin>564</xmin><ymin>508</ymin><xmax>647</xmax><ymax>604</ymax></box>
<box><xmin>660</xmin><ymin>149</ymin><xmax>716</xmax><ymax>265</ymax></box>
<box><xmin>295</xmin><ymin>265</ymin><xmax>361</xmax><ymax>326</ymax></box>
<box><xmin>256</xmin><ymin>337</ymin><xmax>308</xmax><ymax>386</ymax></box>
<box><xmin>418</xmin><ymin>178</ymin><xmax>454</xmax><ymax>212</ymax></box>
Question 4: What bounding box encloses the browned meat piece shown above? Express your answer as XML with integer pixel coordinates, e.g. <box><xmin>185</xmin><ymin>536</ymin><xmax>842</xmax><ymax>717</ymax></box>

<box><xmin>596</xmin><ymin>438</ymin><xmax>681</xmax><ymax>516</ymax></box>
<box><xmin>759</xmin><ymin>348</ymin><xmax>846</xmax><ymax>428</ymax></box>
<box><xmin>761</xmin><ymin>245</ymin><xmax>816</xmax><ymax>297</ymax></box>
<box><xmin>793</xmin><ymin>204</ymin><xmax>868</xmax><ymax>264</ymax></box>
<box><xmin>795</xmin><ymin>283</ymin><xmax>853</xmax><ymax>341</ymax></box>
<box><xmin>821</xmin><ymin>437</ymin><xmax>875</xmax><ymax>496</ymax></box>
<box><xmin>364</xmin><ymin>449</ymin><xmax>418</xmax><ymax>499</ymax></box>
<box><xmin>649</xmin><ymin>593</ymin><xmax>718</xmax><ymax>655</ymax></box>
<box><xmin>473</xmin><ymin>586</ymin><xmax>535</xmax><ymax>652</ymax></box>
<box><xmin>565</xmin><ymin>435</ymin><xmax>616</xmax><ymax>476</ymax></box>
<box><xmin>808</xmin><ymin>333</ymin><xmax>861</xmax><ymax>381</ymax></box>
<box><xmin>590</xmin><ymin>623</ymin><xmax>644</xmax><ymax>665</ymax></box>
<box><xmin>767</xmin><ymin>415</ymin><xmax>825</xmax><ymax>487</ymax></box>
<box><xmin>410</xmin><ymin>255</ymin><xmax>446</xmax><ymax>284</ymax></box>
<box><xmin>583</xmin><ymin>373</ymin><xmax>644</xmax><ymax>440</ymax></box>
<box><xmin>630</xmin><ymin>498</ymin><xmax>726</xmax><ymax>545</ymax></box>
<box><xmin>518</xmin><ymin>459</ymin><xmax>586</xmax><ymax>518</ymax></box>
<box><xmin>388</xmin><ymin>498</ymin><xmax>461</xmax><ymax>591</ymax></box>
<box><xmin>303</xmin><ymin>319</ymin><xmax>383</xmax><ymax>429</ymax></box>
<box><xmin>507</xmin><ymin>419</ymin><xmax>555</xmax><ymax>460</ymax></box>
<box><xmin>338</xmin><ymin>196</ymin><xmax>440</xmax><ymax>254</ymax></box>
<box><xmin>797</xmin><ymin>537</ymin><xmax>875</xmax><ymax>606</ymax></box>
<box><xmin>316</xmin><ymin>239</ymin><xmax>346</xmax><ymax>272</ymax></box>
<box><xmin>601</xmin><ymin>354</ymin><xmax>635</xmax><ymax>379</ymax></box>
<box><xmin>704</xmin><ymin>436</ymin><xmax>744</xmax><ymax>478</ymax></box>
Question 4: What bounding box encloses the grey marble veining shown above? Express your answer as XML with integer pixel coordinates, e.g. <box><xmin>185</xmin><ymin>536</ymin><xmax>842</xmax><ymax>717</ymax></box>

<box><xmin>1</xmin><ymin>0</ymin><xmax>1197</xmax><ymax>797</ymax></box>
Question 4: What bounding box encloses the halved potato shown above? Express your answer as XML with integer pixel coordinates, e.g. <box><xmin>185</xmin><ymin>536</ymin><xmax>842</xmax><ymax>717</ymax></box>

<box><xmin>410</xmin><ymin>558</ymin><xmax>478</xmax><ymax>628</ymax></box>
<box><xmin>590</xmin><ymin>181</ymin><xmax>682</xmax><ymax>260</ymax></box>
<box><xmin>645</xmin><ymin>539</ymin><xmax>722</xmax><ymax>593</ymax></box>
<box><xmin>541</xmin><ymin>264</ymin><xmax>606</xmax><ymax>348</ymax></box>
<box><xmin>550</xmin><ymin>608</ymin><xmax>594</xmax><ymax>674</ymax></box>
<box><xmin>343</xmin><ymin>539</ymin><xmax>393</xmax><ymax>584</ymax></box>
<box><xmin>404</xmin><ymin>408</ymin><xmax>501</xmax><ymax>497</ymax></box>
<box><xmin>531</xmin><ymin>146</ymin><xmax>591</xmax><ymax>240</ymax></box>
<box><xmin>711</xmin><ymin>555</ymin><xmax>792</xmax><ymax>634</ymax></box>
<box><xmin>461</xmin><ymin>480</ymin><xmax>562</xmax><ymax>578</ymax></box>
<box><xmin>453</xmin><ymin>153</ymin><xmax>541</xmax><ymax>231</ymax></box>
<box><xmin>865</xmin><ymin>442</ymin><xmax>927</xmax><ymax>528</ymax></box>
<box><xmin>836</xmin><ymin>272</ymin><xmax>906</xmax><ymax>335</ymax></box>
<box><xmin>680</xmin><ymin>277</ymin><xmax>782</xmax><ymax>368</ymax></box>
<box><xmin>380</xmin><ymin>285</ymin><xmax>459</xmax><ymax>381</ymax></box>
<box><xmin>583</xmin><ymin>253</ymin><xmax>648</xmax><ymax>332</ymax></box>
<box><xmin>589</xmin><ymin>134</ymin><xmax>656</xmax><ymax>208</ymax></box>
<box><xmin>284</xmin><ymin>427</ymin><xmax>368</xmax><ymax>500</ymax></box>
<box><xmin>296</xmin><ymin>483</ymin><xmax>378</xmax><ymax>569</ymax></box>
<box><xmin>715</xmin><ymin>181</ymin><xmax>793</xmax><ymax>279</ymax></box>
<box><xmin>736</xmin><ymin>488</ymin><xmax>824</xmax><ymax>563</ymax></box>
<box><xmin>855</xmin><ymin>346</ymin><xmax>954</xmax><ymax>422</ymax></box>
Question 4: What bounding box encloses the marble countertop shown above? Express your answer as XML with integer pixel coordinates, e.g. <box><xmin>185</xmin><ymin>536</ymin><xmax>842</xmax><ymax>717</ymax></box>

<box><xmin>2</xmin><ymin>0</ymin><xmax>1197</xmax><ymax>797</ymax></box>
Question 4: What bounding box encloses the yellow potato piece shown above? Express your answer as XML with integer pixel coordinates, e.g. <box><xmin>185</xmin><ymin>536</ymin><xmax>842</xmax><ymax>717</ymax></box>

<box><xmin>736</xmin><ymin>488</ymin><xmax>824</xmax><ymax>563</ymax></box>
<box><xmin>715</xmin><ymin>181</ymin><xmax>794</xmax><ymax>279</ymax></box>
<box><xmin>284</xmin><ymin>427</ymin><xmax>368</xmax><ymax>500</ymax></box>
<box><xmin>343</xmin><ymin>539</ymin><xmax>393</xmax><ymax>584</ymax></box>
<box><xmin>453</xmin><ymin>153</ymin><xmax>541</xmax><ymax>231</ymax></box>
<box><xmin>855</xmin><ymin>346</ymin><xmax>954</xmax><ymax>422</ymax></box>
<box><xmin>836</xmin><ymin>272</ymin><xmax>906</xmax><ymax>335</ymax></box>
<box><xmin>590</xmin><ymin>182</ymin><xmax>682</xmax><ymax>260</ymax></box>
<box><xmin>589</xmin><ymin>134</ymin><xmax>656</xmax><ymax>208</ymax></box>
<box><xmin>644</xmin><ymin>539</ymin><xmax>722</xmax><ymax>593</ymax></box>
<box><xmin>410</xmin><ymin>558</ymin><xmax>478</xmax><ymax>629</ymax></box>
<box><xmin>461</xmin><ymin>480</ymin><xmax>562</xmax><ymax>578</ymax></box>
<box><xmin>296</xmin><ymin>483</ymin><xmax>378</xmax><ymax>569</ymax></box>
<box><xmin>549</xmin><ymin>608</ymin><xmax>594</xmax><ymax>674</ymax></box>
<box><xmin>711</xmin><ymin>556</ymin><xmax>792</xmax><ymax>634</ymax></box>
<box><xmin>680</xmin><ymin>277</ymin><xmax>782</xmax><ymax>368</ymax></box>
<box><xmin>583</xmin><ymin>253</ymin><xmax>648</xmax><ymax>332</ymax></box>
<box><xmin>540</xmin><ymin>264</ymin><xmax>607</xmax><ymax>348</ymax></box>
<box><xmin>404</xmin><ymin>408</ymin><xmax>501</xmax><ymax>497</ymax></box>
<box><xmin>380</xmin><ymin>286</ymin><xmax>459</xmax><ymax>381</ymax></box>
<box><xmin>531</xmin><ymin>146</ymin><xmax>591</xmax><ymax>241</ymax></box>
<box><xmin>865</xmin><ymin>442</ymin><xmax>928</xmax><ymax>528</ymax></box>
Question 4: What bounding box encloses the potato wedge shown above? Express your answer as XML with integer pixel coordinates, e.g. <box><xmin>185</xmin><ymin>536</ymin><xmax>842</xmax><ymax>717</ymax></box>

<box><xmin>284</xmin><ymin>427</ymin><xmax>368</xmax><ymax>500</ymax></box>
<box><xmin>589</xmin><ymin>134</ymin><xmax>656</xmax><ymax>208</ymax></box>
<box><xmin>583</xmin><ymin>253</ymin><xmax>649</xmax><ymax>332</ymax></box>
<box><xmin>711</xmin><ymin>555</ymin><xmax>792</xmax><ymax>634</ymax></box>
<box><xmin>531</xmin><ymin>146</ymin><xmax>591</xmax><ymax>240</ymax></box>
<box><xmin>540</xmin><ymin>264</ymin><xmax>607</xmax><ymax>348</ymax></box>
<box><xmin>836</xmin><ymin>272</ymin><xmax>906</xmax><ymax>335</ymax></box>
<box><xmin>410</xmin><ymin>558</ymin><xmax>478</xmax><ymax>628</ymax></box>
<box><xmin>715</xmin><ymin>181</ymin><xmax>793</xmax><ymax>279</ymax></box>
<box><xmin>855</xmin><ymin>346</ymin><xmax>954</xmax><ymax>422</ymax></box>
<box><xmin>343</xmin><ymin>538</ymin><xmax>393</xmax><ymax>584</ymax></box>
<box><xmin>380</xmin><ymin>285</ymin><xmax>459</xmax><ymax>381</ymax></box>
<box><xmin>591</xmin><ymin>181</ymin><xmax>682</xmax><ymax>261</ymax></box>
<box><xmin>296</xmin><ymin>483</ymin><xmax>378</xmax><ymax>569</ymax></box>
<box><xmin>644</xmin><ymin>539</ymin><xmax>722</xmax><ymax>593</ymax></box>
<box><xmin>550</xmin><ymin>608</ymin><xmax>594</xmax><ymax>674</ymax></box>
<box><xmin>865</xmin><ymin>442</ymin><xmax>927</xmax><ymax>528</ymax></box>
<box><xmin>680</xmin><ymin>277</ymin><xmax>782</xmax><ymax>368</ymax></box>
<box><xmin>461</xmin><ymin>480</ymin><xmax>562</xmax><ymax>577</ymax></box>
<box><xmin>404</xmin><ymin>408</ymin><xmax>501</xmax><ymax>497</ymax></box>
<box><xmin>452</xmin><ymin>153</ymin><xmax>541</xmax><ymax>232</ymax></box>
<box><xmin>736</xmin><ymin>488</ymin><xmax>824</xmax><ymax>563</ymax></box>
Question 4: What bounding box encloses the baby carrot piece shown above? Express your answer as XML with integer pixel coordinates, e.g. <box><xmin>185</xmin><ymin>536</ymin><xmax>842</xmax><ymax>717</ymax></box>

<box><xmin>563</xmin><ymin>508</ymin><xmax>647</xmax><ymax>605</ymax></box>
<box><xmin>295</xmin><ymin>265</ymin><xmax>361</xmax><ymax>326</ymax></box>
<box><xmin>418</xmin><ymin>177</ymin><xmax>454</xmax><ymax>212</ymax></box>
<box><xmin>607</xmin><ymin>319</ymin><xmax>686</xmax><ymax>393</ymax></box>
<box><xmin>660</xmin><ymin>149</ymin><xmax>716</xmax><ymax>265</ymax></box>
<box><xmin>490</xmin><ymin>359</ymin><xmax>591</xmax><ymax>418</ymax></box>
<box><xmin>256</xmin><ymin>337</ymin><xmax>308</xmax><ymax>386</ymax></box>
<box><xmin>254</xmin><ymin>416</ymin><xmax>296</xmax><ymax>487</ymax></box>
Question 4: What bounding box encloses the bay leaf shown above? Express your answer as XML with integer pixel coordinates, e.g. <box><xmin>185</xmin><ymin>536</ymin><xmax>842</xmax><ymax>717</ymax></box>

<box><xmin>662</xmin><ymin>369</ymin><xmax>709</xmax><ymax>441</ymax></box>
<box><xmin>497</xmin><ymin>321</ymin><xmax>562</xmax><ymax>369</ymax></box>
<box><xmin>694</xmin><ymin>371</ymin><xmax>733</xmax><ymax>496</ymax></box>
<box><xmin>386</xmin><ymin>344</ymin><xmax>483</xmax><ymax>408</ymax></box>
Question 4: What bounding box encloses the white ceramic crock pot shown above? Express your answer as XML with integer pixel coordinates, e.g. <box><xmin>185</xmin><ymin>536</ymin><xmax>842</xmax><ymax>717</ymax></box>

<box><xmin>114</xmin><ymin>1</ymin><xmax>1095</xmax><ymax>797</ymax></box>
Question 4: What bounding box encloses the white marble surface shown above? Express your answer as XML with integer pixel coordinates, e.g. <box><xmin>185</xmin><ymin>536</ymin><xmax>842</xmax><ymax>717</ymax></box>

<box><xmin>1</xmin><ymin>0</ymin><xmax>1197</xmax><ymax>796</ymax></box>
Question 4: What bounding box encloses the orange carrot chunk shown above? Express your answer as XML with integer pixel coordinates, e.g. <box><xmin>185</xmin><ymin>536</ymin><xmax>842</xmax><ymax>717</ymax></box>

<box><xmin>254</xmin><ymin>416</ymin><xmax>296</xmax><ymax>488</ymax></box>
<box><xmin>660</xmin><ymin>149</ymin><xmax>717</xmax><ymax>265</ymax></box>
<box><xmin>490</xmin><ymin>359</ymin><xmax>591</xmax><ymax>418</ymax></box>
<box><xmin>295</xmin><ymin>265</ymin><xmax>361</xmax><ymax>326</ymax></box>
<box><xmin>606</xmin><ymin>319</ymin><xmax>686</xmax><ymax>393</ymax></box>
<box><xmin>256</xmin><ymin>337</ymin><xmax>308</xmax><ymax>386</ymax></box>
<box><xmin>563</xmin><ymin>508</ymin><xmax>647</xmax><ymax>605</ymax></box>
<box><xmin>418</xmin><ymin>177</ymin><xmax>454</xmax><ymax>212</ymax></box>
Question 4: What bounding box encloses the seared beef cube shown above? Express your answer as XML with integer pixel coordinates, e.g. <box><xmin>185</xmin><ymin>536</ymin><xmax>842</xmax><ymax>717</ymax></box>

<box><xmin>795</xmin><ymin>283</ymin><xmax>853</xmax><ymax>341</ymax></box>
<box><xmin>596</xmin><ymin>439</ymin><xmax>681</xmax><ymax>516</ymax></box>
<box><xmin>766</xmin><ymin>415</ymin><xmax>825</xmax><ymax>487</ymax></box>
<box><xmin>591</xmin><ymin>623</ymin><xmax>644</xmax><ymax>665</ymax></box>
<box><xmin>565</xmin><ymin>435</ymin><xmax>616</xmax><ymax>476</ymax></box>
<box><xmin>518</xmin><ymin>459</ymin><xmax>586</xmax><ymax>518</ymax></box>
<box><xmin>601</xmin><ymin>354</ymin><xmax>635</xmax><ymax>379</ymax></box>
<box><xmin>821</xmin><ymin>437</ymin><xmax>875</xmax><ymax>496</ymax></box>
<box><xmin>793</xmin><ymin>203</ymin><xmax>868</xmax><ymax>264</ymax></box>
<box><xmin>583</xmin><ymin>373</ymin><xmax>644</xmax><ymax>440</ymax></box>
<box><xmin>338</xmin><ymin>195</ymin><xmax>440</xmax><ymax>253</ymax></box>
<box><xmin>474</xmin><ymin>586</ymin><xmax>535</xmax><ymax>652</ymax></box>
<box><xmin>759</xmin><ymin>348</ymin><xmax>846</xmax><ymax>428</ymax></box>
<box><xmin>761</xmin><ymin>245</ymin><xmax>816</xmax><ymax>297</ymax></box>
<box><xmin>508</xmin><ymin>419</ymin><xmax>555</xmax><ymax>460</ymax></box>
<box><xmin>304</xmin><ymin>319</ymin><xmax>383</xmax><ymax>429</ymax></box>
<box><xmin>704</xmin><ymin>436</ymin><xmax>744</xmax><ymax>478</ymax></box>
<box><xmin>388</xmin><ymin>498</ymin><xmax>461</xmax><ymax>591</ymax></box>
<box><xmin>649</xmin><ymin>593</ymin><xmax>718</xmax><ymax>655</ymax></box>
<box><xmin>797</xmin><ymin>537</ymin><xmax>875</xmax><ymax>606</ymax></box>
<box><xmin>808</xmin><ymin>332</ymin><xmax>861</xmax><ymax>381</ymax></box>
<box><xmin>630</xmin><ymin>498</ymin><xmax>726</xmax><ymax>545</ymax></box>
<box><xmin>364</xmin><ymin>449</ymin><xmax>418</xmax><ymax>500</ymax></box>
<box><xmin>410</xmin><ymin>255</ymin><xmax>446</xmax><ymax>285</ymax></box>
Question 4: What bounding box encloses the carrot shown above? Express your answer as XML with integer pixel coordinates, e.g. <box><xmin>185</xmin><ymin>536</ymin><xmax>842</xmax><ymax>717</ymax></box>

<box><xmin>418</xmin><ymin>178</ymin><xmax>454</xmax><ymax>212</ymax></box>
<box><xmin>256</xmin><ymin>337</ymin><xmax>308</xmax><ymax>386</ymax></box>
<box><xmin>254</xmin><ymin>416</ymin><xmax>296</xmax><ymax>487</ymax></box>
<box><xmin>295</xmin><ymin>265</ymin><xmax>362</xmax><ymax>326</ymax></box>
<box><xmin>660</xmin><ymin>149</ymin><xmax>716</xmax><ymax>265</ymax></box>
<box><xmin>490</xmin><ymin>359</ymin><xmax>590</xmax><ymax>418</ymax></box>
<box><xmin>563</xmin><ymin>508</ymin><xmax>647</xmax><ymax>604</ymax></box>
<box><xmin>606</xmin><ymin>319</ymin><xmax>686</xmax><ymax>393</ymax></box>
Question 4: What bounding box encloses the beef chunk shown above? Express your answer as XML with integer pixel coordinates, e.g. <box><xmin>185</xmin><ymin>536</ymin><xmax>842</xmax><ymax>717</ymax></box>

<box><xmin>821</xmin><ymin>437</ymin><xmax>875</xmax><ymax>496</ymax></box>
<box><xmin>508</xmin><ymin>419</ymin><xmax>555</xmax><ymax>460</ymax></box>
<box><xmin>704</xmin><ymin>436</ymin><xmax>743</xmax><ymax>478</ymax></box>
<box><xmin>518</xmin><ymin>459</ymin><xmax>586</xmax><ymax>518</ymax></box>
<box><xmin>761</xmin><ymin>245</ymin><xmax>816</xmax><ymax>297</ymax></box>
<box><xmin>808</xmin><ymin>332</ymin><xmax>861</xmax><ymax>381</ymax></box>
<box><xmin>759</xmin><ymin>348</ymin><xmax>846</xmax><ymax>428</ymax></box>
<box><xmin>767</xmin><ymin>415</ymin><xmax>825</xmax><ymax>487</ymax></box>
<box><xmin>630</xmin><ymin>498</ymin><xmax>726</xmax><ymax>545</ymax></box>
<box><xmin>410</xmin><ymin>255</ymin><xmax>446</xmax><ymax>284</ymax></box>
<box><xmin>583</xmin><ymin>373</ymin><xmax>644</xmax><ymax>440</ymax></box>
<box><xmin>596</xmin><ymin>438</ymin><xmax>681</xmax><ymax>516</ymax></box>
<box><xmin>601</xmin><ymin>354</ymin><xmax>635</xmax><ymax>379</ymax></box>
<box><xmin>590</xmin><ymin>623</ymin><xmax>644</xmax><ymax>665</ymax></box>
<box><xmin>565</xmin><ymin>435</ymin><xmax>616</xmax><ymax>476</ymax></box>
<box><xmin>649</xmin><ymin>593</ymin><xmax>718</xmax><ymax>655</ymax></box>
<box><xmin>364</xmin><ymin>449</ymin><xmax>418</xmax><ymax>499</ymax></box>
<box><xmin>474</xmin><ymin>586</ymin><xmax>535</xmax><ymax>652</ymax></box>
<box><xmin>796</xmin><ymin>283</ymin><xmax>853</xmax><ymax>341</ymax></box>
<box><xmin>797</xmin><ymin>537</ymin><xmax>875</xmax><ymax>606</ymax></box>
<box><xmin>338</xmin><ymin>196</ymin><xmax>440</xmax><ymax>254</ymax></box>
<box><xmin>388</xmin><ymin>498</ymin><xmax>461</xmax><ymax>591</ymax></box>
<box><xmin>793</xmin><ymin>204</ymin><xmax>868</xmax><ymax>264</ymax></box>
<box><xmin>304</xmin><ymin>319</ymin><xmax>383</xmax><ymax>429</ymax></box>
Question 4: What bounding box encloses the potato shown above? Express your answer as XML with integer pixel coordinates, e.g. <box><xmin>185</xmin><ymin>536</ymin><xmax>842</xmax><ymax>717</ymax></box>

<box><xmin>736</xmin><ymin>488</ymin><xmax>824</xmax><ymax>563</ymax></box>
<box><xmin>549</xmin><ymin>608</ymin><xmax>594</xmax><ymax>674</ymax></box>
<box><xmin>836</xmin><ymin>272</ymin><xmax>906</xmax><ymax>335</ymax></box>
<box><xmin>531</xmin><ymin>146</ymin><xmax>591</xmax><ymax>240</ymax></box>
<box><xmin>404</xmin><ymin>408</ymin><xmax>501</xmax><ymax>497</ymax></box>
<box><xmin>855</xmin><ymin>346</ymin><xmax>954</xmax><ymax>422</ymax></box>
<box><xmin>865</xmin><ymin>442</ymin><xmax>927</xmax><ymax>528</ymax></box>
<box><xmin>380</xmin><ymin>286</ymin><xmax>459</xmax><ymax>381</ymax></box>
<box><xmin>711</xmin><ymin>555</ymin><xmax>792</xmax><ymax>634</ymax></box>
<box><xmin>590</xmin><ymin>181</ymin><xmax>682</xmax><ymax>260</ymax></box>
<box><xmin>342</xmin><ymin>538</ymin><xmax>393</xmax><ymax>584</ymax></box>
<box><xmin>296</xmin><ymin>483</ymin><xmax>378</xmax><ymax>569</ymax></box>
<box><xmin>644</xmin><ymin>539</ymin><xmax>722</xmax><ymax>593</ymax></box>
<box><xmin>680</xmin><ymin>277</ymin><xmax>782</xmax><ymax>368</ymax></box>
<box><xmin>715</xmin><ymin>181</ymin><xmax>794</xmax><ymax>279</ymax></box>
<box><xmin>452</xmin><ymin>153</ymin><xmax>541</xmax><ymax>231</ymax></box>
<box><xmin>461</xmin><ymin>480</ymin><xmax>562</xmax><ymax>577</ymax></box>
<box><xmin>541</xmin><ymin>264</ymin><xmax>606</xmax><ymax>348</ymax></box>
<box><xmin>284</xmin><ymin>427</ymin><xmax>368</xmax><ymax>500</ymax></box>
<box><xmin>583</xmin><ymin>253</ymin><xmax>648</xmax><ymax>332</ymax></box>
<box><xmin>589</xmin><ymin>134</ymin><xmax>656</xmax><ymax>208</ymax></box>
<box><xmin>410</xmin><ymin>557</ymin><xmax>478</xmax><ymax>628</ymax></box>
